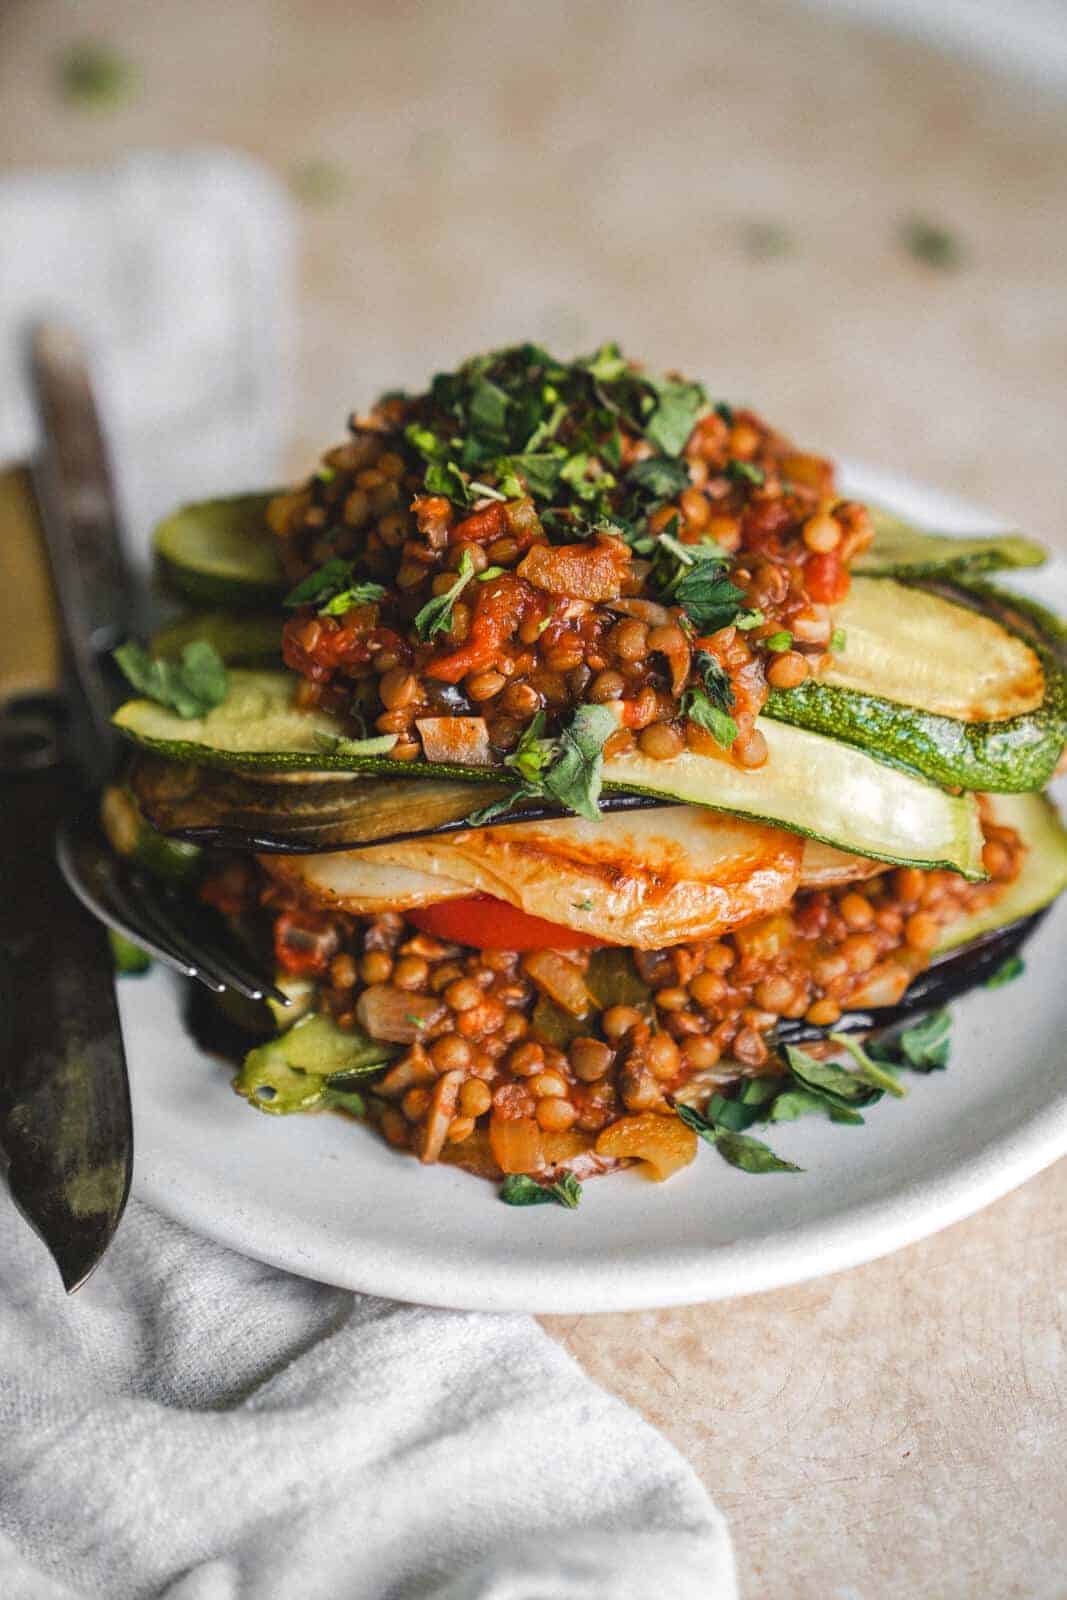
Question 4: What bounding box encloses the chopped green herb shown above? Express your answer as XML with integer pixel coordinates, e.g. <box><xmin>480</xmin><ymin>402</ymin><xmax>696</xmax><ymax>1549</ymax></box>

<box><xmin>830</xmin><ymin>627</ymin><xmax>847</xmax><ymax>653</ymax></box>
<box><xmin>626</xmin><ymin>456</ymin><xmax>691</xmax><ymax>500</ymax></box>
<box><xmin>692</xmin><ymin>649</ymin><xmax>736</xmax><ymax>712</ymax></box>
<box><xmin>829</xmin><ymin>1033</ymin><xmax>907</xmax><ymax>1098</ymax></box>
<box><xmin>413</xmin><ymin>550</ymin><xmax>476</xmax><ymax>640</ymax></box>
<box><xmin>477</xmin><ymin>565</ymin><xmax>507</xmax><ymax>581</ymax></box>
<box><xmin>985</xmin><ymin>954</ymin><xmax>1025</xmax><ymax>990</ymax></box>
<box><xmin>715</xmin><ymin>401</ymin><xmax>735</xmax><ymax>427</ymax></box>
<box><xmin>782</xmin><ymin>1044</ymin><xmax>884</xmax><ymax>1110</ymax></box>
<box><xmin>500</xmin><ymin>1172</ymin><xmax>582</xmax><ymax>1208</ymax></box>
<box><xmin>735</xmin><ymin>608</ymin><xmax>765</xmax><ymax>630</ymax></box>
<box><xmin>677</xmin><ymin>1103</ymin><xmax>802</xmax><ymax>1174</ymax></box>
<box><xmin>869</xmin><ymin>1010</ymin><xmax>952</xmax><ymax>1073</ymax></box>
<box><xmin>59</xmin><ymin>42</ymin><xmax>136</xmax><ymax>109</ymax></box>
<box><xmin>573</xmin><ymin>897</ymin><xmax>594</xmax><ymax>912</ymax></box>
<box><xmin>465</xmin><ymin>704</ymin><xmax>616</xmax><ymax>826</ymax></box>
<box><xmin>582</xmin><ymin>343</ymin><xmax>629</xmax><ymax>384</ymax></box>
<box><xmin>671</xmin><ymin>559</ymin><xmax>748</xmax><ymax>633</ymax></box>
<box><xmin>768</xmin><ymin>1089</ymin><xmax>865</xmax><ymax>1127</ymax></box>
<box><xmin>284</xmin><ymin>558</ymin><xmax>386</xmax><ymax>614</ymax></box>
<box><xmin>726</xmin><ymin>460</ymin><xmax>765</xmax><ymax>487</ymax></box>
<box><xmin>645</xmin><ymin>380</ymin><xmax>707</xmax><ymax>456</ymax></box>
<box><xmin>765</xmin><ymin>630</ymin><xmax>793</xmax><ymax>652</ymax></box>
<box><xmin>681</xmin><ymin>688</ymin><xmax>738</xmax><ymax>748</ymax></box>
<box><xmin>114</xmin><ymin>640</ymin><xmax>228</xmax><ymax>720</ymax></box>
<box><xmin>424</xmin><ymin>461</ymin><xmax>471</xmax><ymax>503</ymax></box>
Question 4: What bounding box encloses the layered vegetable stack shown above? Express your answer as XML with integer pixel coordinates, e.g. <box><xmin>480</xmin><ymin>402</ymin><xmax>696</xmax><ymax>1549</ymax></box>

<box><xmin>108</xmin><ymin>344</ymin><xmax>1067</xmax><ymax>1201</ymax></box>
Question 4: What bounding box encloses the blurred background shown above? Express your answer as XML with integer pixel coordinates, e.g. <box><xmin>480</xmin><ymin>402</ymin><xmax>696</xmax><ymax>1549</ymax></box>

<box><xmin>2</xmin><ymin>7</ymin><xmax>1066</xmax><ymax>1594</ymax></box>
<box><xmin>2</xmin><ymin>0</ymin><xmax>1065</xmax><ymax>550</ymax></box>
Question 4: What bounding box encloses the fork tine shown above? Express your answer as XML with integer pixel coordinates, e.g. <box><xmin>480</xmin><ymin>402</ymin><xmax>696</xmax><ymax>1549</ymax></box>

<box><xmin>103</xmin><ymin>863</ymin><xmax>227</xmax><ymax>992</ymax></box>
<box><xmin>57</xmin><ymin>815</ymin><xmax>208</xmax><ymax>984</ymax></box>
<box><xmin>123</xmin><ymin>866</ymin><xmax>290</xmax><ymax>1007</ymax></box>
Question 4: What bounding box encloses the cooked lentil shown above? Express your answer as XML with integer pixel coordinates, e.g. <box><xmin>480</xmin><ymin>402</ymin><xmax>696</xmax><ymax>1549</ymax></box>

<box><xmin>274</xmin><ymin>345</ymin><xmax>873</xmax><ymax>770</ymax></box>
<box><xmin>202</xmin><ymin>807</ymin><xmax>1024</xmax><ymax>1182</ymax></box>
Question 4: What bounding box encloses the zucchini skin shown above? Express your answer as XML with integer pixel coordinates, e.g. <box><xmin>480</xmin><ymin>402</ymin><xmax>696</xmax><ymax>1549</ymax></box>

<box><xmin>855</xmin><ymin>507</ymin><xmax>1046</xmax><ymax>579</ymax></box>
<box><xmin>766</xmin><ymin>583</ymin><xmax>1067</xmax><ymax>793</ymax></box>
<box><xmin>154</xmin><ymin>493</ymin><xmax>285</xmax><ymax>610</ymax></box>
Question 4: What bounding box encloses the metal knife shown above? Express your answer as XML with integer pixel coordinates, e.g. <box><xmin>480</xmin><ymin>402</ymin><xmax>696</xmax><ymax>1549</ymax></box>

<box><xmin>0</xmin><ymin>325</ymin><xmax>135</xmax><ymax>1292</ymax></box>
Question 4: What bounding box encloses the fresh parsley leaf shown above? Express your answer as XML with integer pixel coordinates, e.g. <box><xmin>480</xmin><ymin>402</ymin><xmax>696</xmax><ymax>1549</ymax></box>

<box><xmin>627</xmin><ymin>456</ymin><xmax>691</xmax><ymax>500</ymax></box>
<box><xmin>768</xmin><ymin>1089</ymin><xmax>865</xmax><ymax>1126</ymax></box>
<box><xmin>500</xmin><ymin>1172</ymin><xmax>582</xmax><ymax>1208</ymax></box>
<box><xmin>704</xmin><ymin>1091</ymin><xmax>764</xmax><ymax>1132</ymax></box>
<box><xmin>692</xmin><ymin>650</ymin><xmax>736</xmax><ymax>712</ymax></box>
<box><xmin>414</xmin><ymin>550</ymin><xmax>476</xmax><ymax>640</ymax></box>
<box><xmin>726</xmin><ymin>460</ymin><xmax>765</xmax><ymax>487</ymax></box>
<box><xmin>284</xmin><ymin>559</ymin><xmax>386</xmax><ymax>614</ymax></box>
<box><xmin>673</xmin><ymin>566</ymin><xmax>748</xmax><ymax>633</ymax></box>
<box><xmin>829</xmin><ymin>1033</ymin><xmax>907</xmax><ymax>1099</ymax></box>
<box><xmin>496</xmin><ymin>451</ymin><xmax>565</xmax><ymax>501</ymax></box>
<box><xmin>464</xmin><ymin>704</ymin><xmax>615</xmax><ymax>826</ymax></box>
<box><xmin>405</xmin><ymin>421</ymin><xmax>449</xmax><ymax>463</ymax></box>
<box><xmin>645</xmin><ymin>380</ymin><xmax>706</xmax><ymax>456</ymax></box>
<box><xmin>985</xmin><ymin>954</ymin><xmax>1024</xmax><ymax>990</ymax></box>
<box><xmin>782</xmin><ymin>1044</ymin><xmax>884</xmax><ymax>1110</ymax></box>
<box><xmin>114</xmin><ymin>640</ymin><xmax>228</xmax><ymax>720</ymax></box>
<box><xmin>424</xmin><ymin>461</ymin><xmax>471</xmax><ymax>503</ymax></box>
<box><xmin>830</xmin><ymin>626</ymin><xmax>847</xmax><ymax>653</ymax></box>
<box><xmin>715</xmin><ymin>401</ymin><xmax>735</xmax><ymax>427</ymax></box>
<box><xmin>869</xmin><ymin>1010</ymin><xmax>952</xmax><ymax>1073</ymax></box>
<box><xmin>582</xmin><ymin>343</ymin><xmax>628</xmax><ymax>384</ymax></box>
<box><xmin>319</xmin><ymin>582</ymin><xmax>389</xmax><ymax>616</ymax></box>
<box><xmin>681</xmin><ymin>688</ymin><xmax>738</xmax><ymax>748</ymax></box>
<box><xmin>765</xmin><ymin>630</ymin><xmax>793</xmax><ymax>652</ymax></box>
<box><xmin>676</xmin><ymin>1102</ymin><xmax>803</xmax><ymax>1174</ymax></box>
<box><xmin>715</xmin><ymin>1130</ymin><xmax>804</xmax><ymax>1174</ymax></box>
<box><xmin>468</xmin><ymin>379</ymin><xmax>511</xmax><ymax>444</ymax></box>
<box><xmin>541</xmin><ymin>703</ymin><xmax>617</xmax><ymax>821</ymax></box>
<box><xmin>313</xmin><ymin>732</ymin><xmax>399</xmax><ymax>758</ymax></box>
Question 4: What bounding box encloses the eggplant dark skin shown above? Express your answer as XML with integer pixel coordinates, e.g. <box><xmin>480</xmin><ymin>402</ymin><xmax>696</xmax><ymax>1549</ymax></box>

<box><xmin>774</xmin><ymin>910</ymin><xmax>1046</xmax><ymax>1046</ymax></box>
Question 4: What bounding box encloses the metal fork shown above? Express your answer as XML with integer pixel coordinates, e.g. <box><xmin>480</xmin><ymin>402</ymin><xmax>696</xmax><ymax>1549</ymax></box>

<box><xmin>58</xmin><ymin>801</ymin><xmax>291</xmax><ymax>1007</ymax></box>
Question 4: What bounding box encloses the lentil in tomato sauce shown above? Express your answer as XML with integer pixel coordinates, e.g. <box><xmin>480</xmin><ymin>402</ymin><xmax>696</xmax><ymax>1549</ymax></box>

<box><xmin>272</xmin><ymin>345</ymin><xmax>874</xmax><ymax>772</ymax></box>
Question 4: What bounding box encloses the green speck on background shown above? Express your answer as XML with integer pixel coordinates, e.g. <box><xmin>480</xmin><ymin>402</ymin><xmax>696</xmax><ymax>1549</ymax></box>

<box><xmin>740</xmin><ymin>220</ymin><xmax>793</xmax><ymax>259</ymax></box>
<box><xmin>58</xmin><ymin>42</ymin><xmax>136</xmax><ymax>109</ymax></box>
<box><xmin>899</xmin><ymin>216</ymin><xmax>965</xmax><ymax>270</ymax></box>
<box><xmin>290</xmin><ymin>161</ymin><xmax>350</xmax><ymax>206</ymax></box>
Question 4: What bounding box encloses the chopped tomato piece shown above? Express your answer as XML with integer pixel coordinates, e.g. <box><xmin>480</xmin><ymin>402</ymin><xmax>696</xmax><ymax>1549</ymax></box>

<box><xmin>408</xmin><ymin>895</ymin><xmax>605</xmax><ymax>950</ymax></box>
<box><xmin>273</xmin><ymin>910</ymin><xmax>340</xmax><ymax>976</ymax></box>
<box><xmin>805</xmin><ymin>550</ymin><xmax>850</xmax><ymax>605</ymax></box>
<box><xmin>425</xmin><ymin>575</ymin><xmax>545</xmax><ymax>683</ymax></box>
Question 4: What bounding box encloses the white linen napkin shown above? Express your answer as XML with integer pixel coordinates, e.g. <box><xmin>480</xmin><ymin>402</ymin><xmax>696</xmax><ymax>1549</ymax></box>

<box><xmin>0</xmin><ymin>153</ymin><xmax>735</xmax><ymax>1597</ymax></box>
<box><xmin>0</xmin><ymin>1196</ymin><xmax>735</xmax><ymax>1599</ymax></box>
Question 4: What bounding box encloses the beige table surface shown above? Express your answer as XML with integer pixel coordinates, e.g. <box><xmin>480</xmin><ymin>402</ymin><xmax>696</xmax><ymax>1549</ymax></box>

<box><xmin>3</xmin><ymin>2</ymin><xmax>1065</xmax><ymax>1593</ymax></box>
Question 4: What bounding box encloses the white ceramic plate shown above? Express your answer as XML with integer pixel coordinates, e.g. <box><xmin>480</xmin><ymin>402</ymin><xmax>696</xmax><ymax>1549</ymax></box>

<box><xmin>124</xmin><ymin>469</ymin><xmax>1067</xmax><ymax>1312</ymax></box>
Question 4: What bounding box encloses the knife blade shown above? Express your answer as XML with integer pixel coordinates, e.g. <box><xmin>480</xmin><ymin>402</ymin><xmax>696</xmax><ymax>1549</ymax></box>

<box><xmin>0</xmin><ymin>325</ymin><xmax>135</xmax><ymax>1291</ymax></box>
<box><xmin>0</xmin><ymin>750</ymin><xmax>133</xmax><ymax>1293</ymax></box>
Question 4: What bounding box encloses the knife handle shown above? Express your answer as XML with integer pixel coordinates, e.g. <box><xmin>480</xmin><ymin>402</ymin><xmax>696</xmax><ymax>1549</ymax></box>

<box><xmin>0</xmin><ymin>462</ymin><xmax>62</xmax><ymax>707</ymax></box>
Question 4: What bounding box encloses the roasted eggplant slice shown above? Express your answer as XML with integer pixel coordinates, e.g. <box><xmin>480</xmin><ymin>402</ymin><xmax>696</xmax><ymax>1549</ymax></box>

<box><xmin>775</xmin><ymin>910</ymin><xmax>1046</xmax><ymax>1045</ymax></box>
<box><xmin>127</xmin><ymin>753</ymin><xmax>666</xmax><ymax>851</ymax></box>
